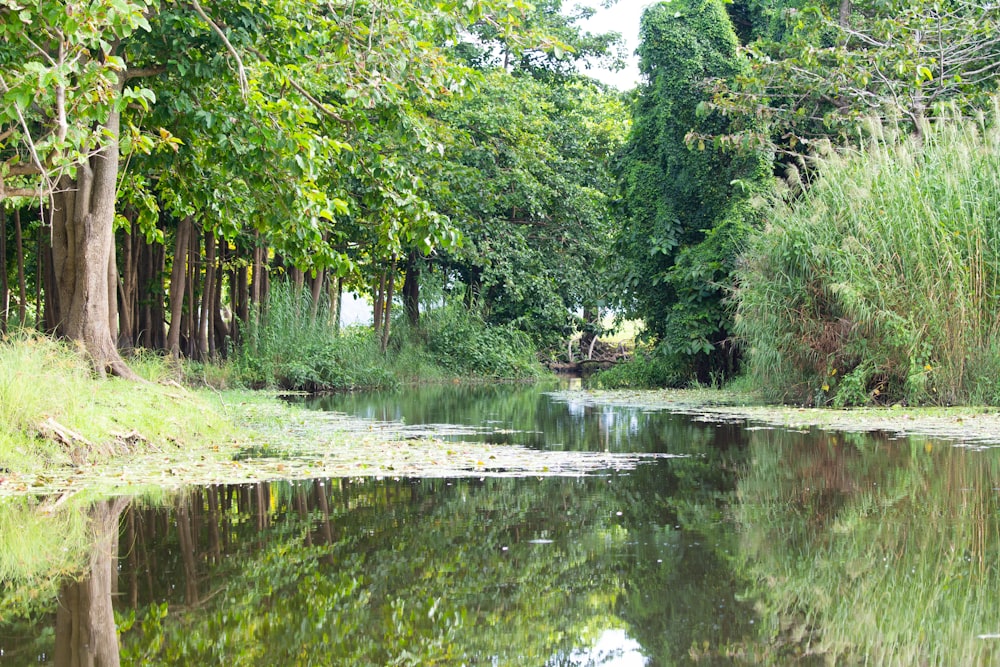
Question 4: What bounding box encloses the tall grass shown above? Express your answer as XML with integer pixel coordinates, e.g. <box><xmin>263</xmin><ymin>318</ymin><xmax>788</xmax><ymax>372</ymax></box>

<box><xmin>233</xmin><ymin>285</ymin><xmax>541</xmax><ymax>390</ymax></box>
<box><xmin>232</xmin><ymin>283</ymin><xmax>395</xmax><ymax>391</ymax></box>
<box><xmin>736</xmin><ymin>106</ymin><xmax>1000</xmax><ymax>405</ymax></box>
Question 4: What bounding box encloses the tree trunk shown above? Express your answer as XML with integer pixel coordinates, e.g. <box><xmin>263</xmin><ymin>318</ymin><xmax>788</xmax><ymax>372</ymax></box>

<box><xmin>117</xmin><ymin>221</ymin><xmax>137</xmax><ymax>352</ymax></box>
<box><xmin>213</xmin><ymin>239</ymin><xmax>229</xmax><ymax>357</ymax></box>
<box><xmin>329</xmin><ymin>275</ymin><xmax>342</xmax><ymax>334</ymax></box>
<box><xmin>402</xmin><ymin>251</ymin><xmax>419</xmax><ymax>328</ymax></box>
<box><xmin>580</xmin><ymin>305</ymin><xmax>599</xmax><ymax>360</ymax></box>
<box><xmin>310</xmin><ymin>267</ymin><xmax>325</xmax><ymax>321</ymax></box>
<box><xmin>41</xmin><ymin>225</ymin><xmax>59</xmax><ymax>334</ymax></box>
<box><xmin>48</xmin><ymin>79</ymin><xmax>138</xmax><ymax>379</ymax></box>
<box><xmin>166</xmin><ymin>216</ymin><xmax>193</xmax><ymax>359</ymax></box>
<box><xmin>373</xmin><ymin>269</ymin><xmax>386</xmax><ymax>339</ymax></box>
<box><xmin>839</xmin><ymin>0</ymin><xmax>851</xmax><ymax>28</ymax></box>
<box><xmin>15</xmin><ymin>208</ymin><xmax>27</xmax><ymax>326</ymax></box>
<box><xmin>198</xmin><ymin>228</ymin><xmax>215</xmax><ymax>362</ymax></box>
<box><xmin>380</xmin><ymin>256</ymin><xmax>397</xmax><ymax>352</ymax></box>
<box><xmin>185</xmin><ymin>226</ymin><xmax>199</xmax><ymax>358</ymax></box>
<box><xmin>1</xmin><ymin>208</ymin><xmax>7</xmax><ymax>332</ymax></box>
<box><xmin>234</xmin><ymin>258</ymin><xmax>249</xmax><ymax>344</ymax></box>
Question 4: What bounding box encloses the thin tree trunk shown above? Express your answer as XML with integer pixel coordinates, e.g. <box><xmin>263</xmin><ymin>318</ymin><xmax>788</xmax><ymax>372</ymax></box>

<box><xmin>251</xmin><ymin>235</ymin><xmax>262</xmax><ymax>307</ymax></box>
<box><xmin>839</xmin><ymin>0</ymin><xmax>851</xmax><ymax>28</ymax></box>
<box><xmin>402</xmin><ymin>251</ymin><xmax>420</xmax><ymax>328</ymax></box>
<box><xmin>198</xmin><ymin>228</ymin><xmax>215</xmax><ymax>362</ymax></box>
<box><xmin>166</xmin><ymin>216</ymin><xmax>193</xmax><ymax>359</ymax></box>
<box><xmin>329</xmin><ymin>275</ymin><xmax>342</xmax><ymax>334</ymax></box>
<box><xmin>107</xmin><ymin>231</ymin><xmax>119</xmax><ymax>350</ymax></box>
<box><xmin>381</xmin><ymin>256</ymin><xmax>397</xmax><ymax>352</ymax></box>
<box><xmin>310</xmin><ymin>267</ymin><xmax>325</xmax><ymax>321</ymax></box>
<box><xmin>0</xmin><ymin>208</ymin><xmax>7</xmax><ymax>332</ymax></box>
<box><xmin>14</xmin><ymin>209</ymin><xmax>27</xmax><ymax>325</ymax></box>
<box><xmin>235</xmin><ymin>258</ymin><xmax>249</xmax><ymax>343</ymax></box>
<box><xmin>150</xmin><ymin>241</ymin><xmax>167</xmax><ymax>351</ymax></box>
<box><xmin>373</xmin><ymin>269</ymin><xmax>386</xmax><ymax>339</ymax></box>
<box><xmin>41</xmin><ymin>225</ymin><xmax>58</xmax><ymax>334</ymax></box>
<box><xmin>117</xmin><ymin>222</ymin><xmax>136</xmax><ymax>351</ymax></box>
<box><xmin>186</xmin><ymin>226</ymin><xmax>199</xmax><ymax>358</ymax></box>
<box><xmin>213</xmin><ymin>239</ymin><xmax>229</xmax><ymax>357</ymax></box>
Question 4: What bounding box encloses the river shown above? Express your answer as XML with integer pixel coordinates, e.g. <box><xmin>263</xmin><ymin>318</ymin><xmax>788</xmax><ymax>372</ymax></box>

<box><xmin>2</xmin><ymin>382</ymin><xmax>1000</xmax><ymax>665</ymax></box>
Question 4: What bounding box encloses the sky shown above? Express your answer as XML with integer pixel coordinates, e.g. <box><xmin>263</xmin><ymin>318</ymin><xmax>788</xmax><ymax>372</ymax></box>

<box><xmin>576</xmin><ymin>0</ymin><xmax>652</xmax><ymax>90</ymax></box>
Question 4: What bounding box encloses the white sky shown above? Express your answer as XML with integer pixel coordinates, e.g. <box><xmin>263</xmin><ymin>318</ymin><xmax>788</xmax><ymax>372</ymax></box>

<box><xmin>575</xmin><ymin>0</ymin><xmax>652</xmax><ymax>89</ymax></box>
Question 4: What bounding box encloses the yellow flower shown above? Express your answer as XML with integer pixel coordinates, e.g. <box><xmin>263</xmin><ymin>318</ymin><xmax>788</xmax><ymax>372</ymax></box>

<box><xmin>822</xmin><ymin>384</ymin><xmax>830</xmax><ymax>392</ymax></box>
<box><xmin>924</xmin><ymin>363</ymin><xmax>932</xmax><ymax>371</ymax></box>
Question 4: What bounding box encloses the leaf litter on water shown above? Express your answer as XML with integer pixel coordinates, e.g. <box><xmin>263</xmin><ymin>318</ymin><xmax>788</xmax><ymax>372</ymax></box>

<box><xmin>0</xmin><ymin>395</ymin><xmax>683</xmax><ymax>498</ymax></box>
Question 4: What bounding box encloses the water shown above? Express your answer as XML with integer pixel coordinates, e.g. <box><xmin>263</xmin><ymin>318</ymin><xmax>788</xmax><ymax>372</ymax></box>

<box><xmin>3</xmin><ymin>383</ymin><xmax>1000</xmax><ymax>665</ymax></box>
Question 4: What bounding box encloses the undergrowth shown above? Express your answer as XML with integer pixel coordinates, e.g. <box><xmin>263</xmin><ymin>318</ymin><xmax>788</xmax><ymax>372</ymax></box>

<box><xmin>736</xmin><ymin>108</ymin><xmax>1000</xmax><ymax>406</ymax></box>
<box><xmin>233</xmin><ymin>285</ymin><xmax>542</xmax><ymax>391</ymax></box>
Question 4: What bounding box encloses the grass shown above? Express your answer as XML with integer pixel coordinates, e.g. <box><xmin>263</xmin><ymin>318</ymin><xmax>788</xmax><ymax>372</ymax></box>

<box><xmin>736</xmin><ymin>107</ymin><xmax>1000</xmax><ymax>406</ymax></box>
<box><xmin>232</xmin><ymin>285</ymin><xmax>543</xmax><ymax>391</ymax></box>
<box><xmin>0</xmin><ymin>331</ymin><xmax>237</xmax><ymax>474</ymax></box>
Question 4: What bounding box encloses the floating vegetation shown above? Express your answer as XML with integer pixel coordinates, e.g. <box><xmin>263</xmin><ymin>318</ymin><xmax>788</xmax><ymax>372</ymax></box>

<box><xmin>0</xmin><ymin>395</ymin><xmax>682</xmax><ymax>498</ymax></box>
<box><xmin>548</xmin><ymin>389</ymin><xmax>1000</xmax><ymax>448</ymax></box>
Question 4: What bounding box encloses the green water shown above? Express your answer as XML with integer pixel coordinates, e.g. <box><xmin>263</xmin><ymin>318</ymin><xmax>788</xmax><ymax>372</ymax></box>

<box><xmin>3</xmin><ymin>383</ymin><xmax>1000</xmax><ymax>665</ymax></box>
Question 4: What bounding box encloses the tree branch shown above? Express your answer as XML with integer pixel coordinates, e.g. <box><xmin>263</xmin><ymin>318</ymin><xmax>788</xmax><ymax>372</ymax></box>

<box><xmin>190</xmin><ymin>0</ymin><xmax>249</xmax><ymax>98</ymax></box>
<box><xmin>125</xmin><ymin>65</ymin><xmax>168</xmax><ymax>80</ymax></box>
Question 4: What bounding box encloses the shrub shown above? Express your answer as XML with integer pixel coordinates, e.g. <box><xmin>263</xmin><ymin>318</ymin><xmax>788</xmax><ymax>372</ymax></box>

<box><xmin>586</xmin><ymin>347</ymin><xmax>681</xmax><ymax>389</ymax></box>
<box><xmin>415</xmin><ymin>303</ymin><xmax>542</xmax><ymax>380</ymax></box>
<box><xmin>233</xmin><ymin>284</ymin><xmax>396</xmax><ymax>391</ymax></box>
<box><xmin>736</xmin><ymin>108</ymin><xmax>1000</xmax><ymax>405</ymax></box>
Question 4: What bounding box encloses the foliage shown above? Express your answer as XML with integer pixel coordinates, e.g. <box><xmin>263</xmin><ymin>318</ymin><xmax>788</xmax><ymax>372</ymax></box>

<box><xmin>411</xmin><ymin>303</ymin><xmax>542</xmax><ymax>380</ymax></box>
<box><xmin>425</xmin><ymin>69</ymin><xmax>627</xmax><ymax>352</ymax></box>
<box><xmin>710</xmin><ymin>0</ymin><xmax>1000</xmax><ymax>157</ymax></box>
<box><xmin>233</xmin><ymin>283</ymin><xmax>395</xmax><ymax>392</ymax></box>
<box><xmin>587</xmin><ymin>348</ymin><xmax>682</xmax><ymax>389</ymax></box>
<box><xmin>735</xmin><ymin>110</ymin><xmax>1000</xmax><ymax>405</ymax></box>
<box><xmin>233</xmin><ymin>283</ymin><xmax>542</xmax><ymax>389</ymax></box>
<box><xmin>613</xmin><ymin>0</ymin><xmax>771</xmax><ymax>385</ymax></box>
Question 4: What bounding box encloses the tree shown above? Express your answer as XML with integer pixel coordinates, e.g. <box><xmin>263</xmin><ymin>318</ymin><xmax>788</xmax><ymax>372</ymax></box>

<box><xmin>424</xmin><ymin>70</ymin><xmax>628</xmax><ymax>350</ymax></box>
<box><xmin>614</xmin><ymin>0</ymin><xmax>771</xmax><ymax>383</ymax></box>
<box><xmin>0</xmin><ymin>0</ymin><xmax>540</xmax><ymax>374</ymax></box>
<box><xmin>707</xmin><ymin>0</ymin><xmax>1000</xmax><ymax>157</ymax></box>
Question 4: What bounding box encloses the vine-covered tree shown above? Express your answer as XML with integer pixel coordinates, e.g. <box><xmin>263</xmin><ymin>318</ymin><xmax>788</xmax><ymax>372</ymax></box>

<box><xmin>614</xmin><ymin>0</ymin><xmax>771</xmax><ymax>383</ymax></box>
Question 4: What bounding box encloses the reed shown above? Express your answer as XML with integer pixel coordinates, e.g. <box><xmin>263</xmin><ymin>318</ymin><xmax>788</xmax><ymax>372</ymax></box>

<box><xmin>736</xmin><ymin>104</ymin><xmax>1000</xmax><ymax>405</ymax></box>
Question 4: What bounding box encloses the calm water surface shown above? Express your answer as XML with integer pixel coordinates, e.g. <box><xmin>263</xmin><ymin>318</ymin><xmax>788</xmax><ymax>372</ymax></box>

<box><xmin>3</xmin><ymin>383</ymin><xmax>1000</xmax><ymax>665</ymax></box>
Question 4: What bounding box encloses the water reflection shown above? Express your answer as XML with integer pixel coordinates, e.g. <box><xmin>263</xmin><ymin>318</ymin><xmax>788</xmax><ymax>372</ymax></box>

<box><xmin>736</xmin><ymin>428</ymin><xmax>1000</xmax><ymax>665</ymax></box>
<box><xmin>305</xmin><ymin>382</ymin><xmax>747</xmax><ymax>454</ymax></box>
<box><xmin>6</xmin><ymin>385</ymin><xmax>1000</xmax><ymax>665</ymax></box>
<box><xmin>1</xmin><ymin>447</ymin><xmax>747</xmax><ymax>664</ymax></box>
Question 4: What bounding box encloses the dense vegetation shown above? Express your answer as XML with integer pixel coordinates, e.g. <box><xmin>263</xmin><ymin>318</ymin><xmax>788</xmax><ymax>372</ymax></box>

<box><xmin>5</xmin><ymin>0</ymin><xmax>1000</xmax><ymax>405</ymax></box>
<box><xmin>0</xmin><ymin>0</ymin><xmax>625</xmax><ymax>387</ymax></box>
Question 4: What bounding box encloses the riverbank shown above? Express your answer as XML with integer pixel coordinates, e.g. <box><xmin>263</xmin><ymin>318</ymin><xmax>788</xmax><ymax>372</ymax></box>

<box><xmin>6</xmin><ymin>337</ymin><xmax>1000</xmax><ymax>498</ymax></box>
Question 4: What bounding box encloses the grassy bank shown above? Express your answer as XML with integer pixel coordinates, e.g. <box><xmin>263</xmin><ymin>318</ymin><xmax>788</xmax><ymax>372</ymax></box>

<box><xmin>0</xmin><ymin>333</ymin><xmax>239</xmax><ymax>475</ymax></box>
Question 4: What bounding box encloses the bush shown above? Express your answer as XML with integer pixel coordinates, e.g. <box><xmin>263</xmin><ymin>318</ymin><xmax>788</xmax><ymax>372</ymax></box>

<box><xmin>415</xmin><ymin>303</ymin><xmax>542</xmax><ymax>380</ymax></box>
<box><xmin>735</xmin><ymin>108</ymin><xmax>1000</xmax><ymax>405</ymax></box>
<box><xmin>233</xmin><ymin>284</ymin><xmax>396</xmax><ymax>391</ymax></box>
<box><xmin>586</xmin><ymin>348</ymin><xmax>681</xmax><ymax>389</ymax></box>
